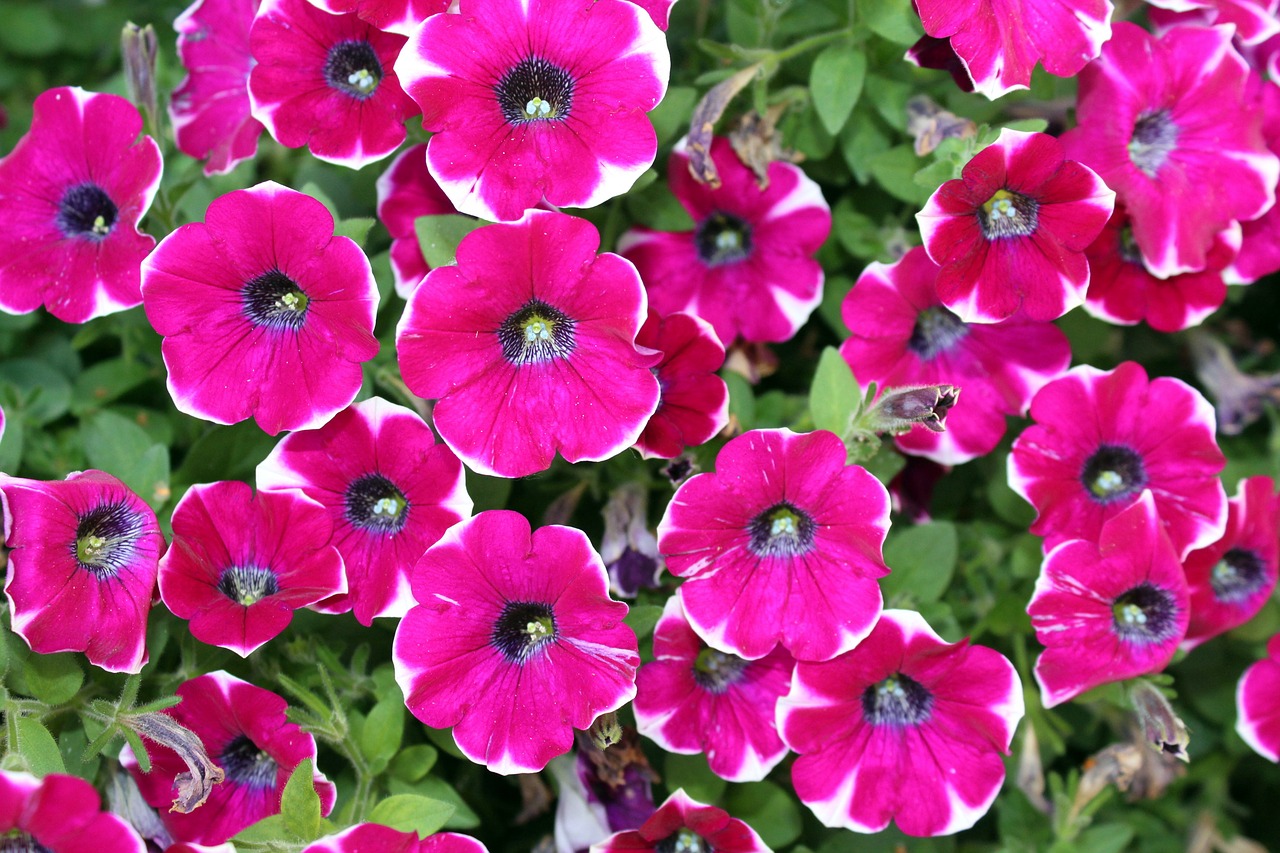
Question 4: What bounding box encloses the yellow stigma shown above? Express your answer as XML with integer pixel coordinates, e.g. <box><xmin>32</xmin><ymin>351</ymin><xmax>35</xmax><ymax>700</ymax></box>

<box><xmin>92</xmin><ymin>215</ymin><xmax>109</xmax><ymax>235</ymax></box>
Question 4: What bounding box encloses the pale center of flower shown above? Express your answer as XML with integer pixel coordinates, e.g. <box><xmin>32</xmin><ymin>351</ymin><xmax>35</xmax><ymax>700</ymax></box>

<box><xmin>1128</xmin><ymin>109</ymin><xmax>1178</xmax><ymax>178</ymax></box>
<box><xmin>492</xmin><ymin>600</ymin><xmax>558</xmax><ymax>664</ymax></box>
<box><xmin>694</xmin><ymin>211</ymin><xmax>753</xmax><ymax>266</ymax></box>
<box><xmin>324</xmin><ymin>39</ymin><xmax>382</xmax><ymax>100</ymax></box>
<box><xmin>219</xmin><ymin>734</ymin><xmax>279</xmax><ymax>789</ymax></box>
<box><xmin>498</xmin><ymin>299</ymin><xmax>576</xmax><ymax>365</ymax></box>
<box><xmin>217</xmin><ymin>565</ymin><xmax>280</xmax><ymax>606</ymax></box>
<box><xmin>242</xmin><ymin>269</ymin><xmax>310</xmax><ymax>331</ymax></box>
<box><xmin>0</xmin><ymin>829</ymin><xmax>51</xmax><ymax>852</ymax></box>
<box><xmin>862</xmin><ymin>672</ymin><xmax>934</xmax><ymax>726</ymax></box>
<box><xmin>908</xmin><ymin>304</ymin><xmax>970</xmax><ymax>361</ymax></box>
<box><xmin>1112</xmin><ymin>583</ymin><xmax>1180</xmax><ymax>644</ymax></box>
<box><xmin>1080</xmin><ymin>444</ymin><xmax>1148</xmax><ymax>505</ymax></box>
<box><xmin>691</xmin><ymin>647</ymin><xmax>750</xmax><ymax>694</ymax></box>
<box><xmin>72</xmin><ymin>501</ymin><xmax>145</xmax><ymax>580</ymax></box>
<box><xmin>56</xmin><ymin>182</ymin><xmax>118</xmax><ymax>241</ymax></box>
<box><xmin>496</xmin><ymin>57</ymin><xmax>574</xmax><ymax>124</ymax></box>
<box><xmin>978</xmin><ymin>188</ymin><xmax>1039</xmax><ymax>240</ymax></box>
<box><xmin>655</xmin><ymin>828</ymin><xmax>709</xmax><ymax>853</ymax></box>
<box><xmin>344</xmin><ymin>472</ymin><xmax>410</xmax><ymax>535</ymax></box>
<box><xmin>746</xmin><ymin>502</ymin><xmax>816</xmax><ymax>558</ymax></box>
<box><xmin>1211</xmin><ymin>547</ymin><xmax>1269</xmax><ymax>603</ymax></box>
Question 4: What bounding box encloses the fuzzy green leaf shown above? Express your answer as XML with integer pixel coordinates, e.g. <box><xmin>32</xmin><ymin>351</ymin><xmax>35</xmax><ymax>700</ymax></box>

<box><xmin>415</xmin><ymin>215</ymin><xmax>483</xmax><ymax>270</ymax></box>
<box><xmin>810</xmin><ymin>44</ymin><xmax>866</xmax><ymax>135</ymax></box>
<box><xmin>810</xmin><ymin>347</ymin><xmax>860</xmax><ymax>437</ymax></box>
<box><xmin>280</xmin><ymin>758</ymin><xmax>323</xmax><ymax>841</ymax></box>
<box><xmin>16</xmin><ymin>716</ymin><xmax>66</xmax><ymax>776</ymax></box>
<box><xmin>369</xmin><ymin>794</ymin><xmax>456</xmax><ymax>837</ymax></box>
<box><xmin>881</xmin><ymin>522</ymin><xmax>959</xmax><ymax>605</ymax></box>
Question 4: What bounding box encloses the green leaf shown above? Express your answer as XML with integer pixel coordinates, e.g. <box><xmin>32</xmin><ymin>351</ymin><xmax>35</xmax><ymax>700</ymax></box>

<box><xmin>415</xmin><ymin>215</ymin><xmax>483</xmax><ymax>269</ymax></box>
<box><xmin>389</xmin><ymin>744</ymin><xmax>439</xmax><ymax>783</ymax></box>
<box><xmin>840</xmin><ymin>112</ymin><xmax>890</xmax><ymax>183</ymax></box>
<box><xmin>280</xmin><ymin>758</ymin><xmax>323</xmax><ymax>842</ymax></box>
<box><xmin>861</xmin><ymin>0</ymin><xmax>923</xmax><ymax>45</ymax></box>
<box><xmin>15</xmin><ymin>717</ymin><xmax>66</xmax><ymax>776</ymax></box>
<box><xmin>810</xmin><ymin>44</ymin><xmax>866</xmax><ymax>135</ymax></box>
<box><xmin>0</xmin><ymin>1</ymin><xmax>63</xmax><ymax>56</ymax></box>
<box><xmin>71</xmin><ymin>360</ymin><xmax>153</xmax><ymax>415</ymax></box>
<box><xmin>0</xmin><ymin>360</ymin><xmax>72</xmax><ymax>425</ymax></box>
<box><xmin>1003</xmin><ymin>118</ymin><xmax>1050</xmax><ymax>134</ymax></box>
<box><xmin>232</xmin><ymin>814</ymin><xmax>289</xmax><ymax>845</ymax></box>
<box><xmin>664</xmin><ymin>753</ymin><xmax>725</xmax><ymax>805</ymax></box>
<box><xmin>649</xmin><ymin>85</ymin><xmax>698</xmax><ymax>143</ymax></box>
<box><xmin>424</xmin><ymin>725</ymin><xmax>466</xmax><ymax>761</ymax></box>
<box><xmin>175</xmin><ymin>421</ymin><xmax>278</xmax><ymax>485</ymax></box>
<box><xmin>334</xmin><ymin>216</ymin><xmax>376</xmax><ymax>246</ymax></box>
<box><xmin>12</xmin><ymin>649</ymin><xmax>83</xmax><ymax>705</ymax></box>
<box><xmin>369</xmin><ymin>794</ymin><xmax>456</xmax><ymax>837</ymax></box>
<box><xmin>810</xmin><ymin>347</ymin><xmax>860</xmax><ymax>437</ymax></box>
<box><xmin>881</xmin><ymin>521</ymin><xmax>958</xmax><ymax>605</ymax></box>
<box><xmin>724</xmin><ymin>781</ymin><xmax>802</xmax><ymax>848</ymax></box>
<box><xmin>724</xmin><ymin>371</ymin><xmax>755</xmax><ymax>432</ymax></box>
<box><xmin>624</xmin><ymin>604</ymin><xmax>664</xmax><ymax>641</ymax></box>
<box><xmin>361</xmin><ymin>691</ymin><xmax>406</xmax><ymax>767</ymax></box>
<box><xmin>868</xmin><ymin>145</ymin><xmax>930</xmax><ymax>205</ymax></box>
<box><xmin>80</xmin><ymin>410</ymin><xmax>170</xmax><ymax>508</ymax></box>
<box><xmin>1076</xmin><ymin>823</ymin><xmax>1136</xmax><ymax>853</ymax></box>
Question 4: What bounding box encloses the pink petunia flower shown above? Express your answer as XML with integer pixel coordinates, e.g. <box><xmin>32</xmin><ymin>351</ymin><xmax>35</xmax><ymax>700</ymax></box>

<box><xmin>629</xmin><ymin>0</ymin><xmax>676</xmax><ymax>29</ymax></box>
<box><xmin>142</xmin><ymin>181</ymin><xmax>379</xmax><ymax>436</ymax></box>
<box><xmin>0</xmin><ymin>771</ymin><xmax>145</xmax><ymax>852</ymax></box>
<box><xmin>123</xmin><ymin>671</ymin><xmax>336</xmax><ymax>845</ymax></box>
<box><xmin>1008</xmin><ymin>361</ymin><xmax>1228</xmax><ymax>558</ymax></box>
<box><xmin>1227</xmin><ymin>73</ymin><xmax>1280</xmax><ymax>283</ymax></box>
<box><xmin>1060</xmin><ymin>22</ymin><xmax>1279</xmax><ymax>279</ymax></box>
<box><xmin>171</xmin><ymin>0</ymin><xmax>265</xmax><ymax>176</ymax></box>
<box><xmin>249</xmin><ymin>0</ymin><xmax>419</xmax><ymax>168</ymax></box>
<box><xmin>634</xmin><ymin>310</ymin><xmax>729</xmax><ymax>460</ymax></box>
<box><xmin>158</xmin><ymin>481</ymin><xmax>346</xmax><ymax>657</ymax></box>
<box><xmin>396</xmin><ymin>210</ymin><xmax>660</xmax><ymax>478</ymax></box>
<box><xmin>394</xmin><ymin>510</ymin><xmax>639</xmax><ymax>775</ymax></box>
<box><xmin>590</xmin><ymin>789</ymin><xmax>770</xmax><ymax>853</ymax></box>
<box><xmin>657</xmin><ymin>428</ymin><xmax>891</xmax><ymax>662</ymax></box>
<box><xmin>303</xmin><ymin>824</ymin><xmax>487</xmax><ymax>852</ymax></box>
<box><xmin>375</xmin><ymin>143</ymin><xmax>458</xmax><ymax>298</ymax></box>
<box><xmin>0</xmin><ymin>87</ymin><xmax>161</xmax><ymax>323</ymax></box>
<box><xmin>619</xmin><ymin>136</ymin><xmax>831</xmax><ymax>345</ymax></box>
<box><xmin>256</xmin><ymin>396</ymin><xmax>472</xmax><ymax>625</ymax></box>
<box><xmin>1029</xmin><ymin>492</ymin><xmax>1191</xmax><ymax>707</ymax></box>
<box><xmin>840</xmin><ymin>245</ymin><xmax>1071</xmax><ymax>465</ymax></box>
<box><xmin>1237</xmin><ymin>632</ymin><xmax>1280</xmax><ymax>760</ymax></box>
<box><xmin>0</xmin><ymin>470</ymin><xmax>164</xmax><ymax>674</ymax></box>
<box><xmin>1148</xmin><ymin>0</ymin><xmax>1280</xmax><ymax>46</ymax></box>
<box><xmin>778</xmin><ymin>609</ymin><xmax>1023</xmax><ymax>837</ymax></box>
<box><xmin>1183</xmin><ymin>476</ymin><xmax>1279</xmax><ymax>649</ymax></box>
<box><xmin>393</xmin><ymin>0</ymin><xmax>668</xmax><ymax>221</ymax></box>
<box><xmin>306</xmin><ymin>0</ymin><xmax>448</xmax><ymax>35</ymax></box>
<box><xmin>916</xmin><ymin>128</ymin><xmax>1115</xmax><ymax>324</ymax></box>
<box><xmin>913</xmin><ymin>0</ymin><xmax>1113</xmax><ymax>99</ymax></box>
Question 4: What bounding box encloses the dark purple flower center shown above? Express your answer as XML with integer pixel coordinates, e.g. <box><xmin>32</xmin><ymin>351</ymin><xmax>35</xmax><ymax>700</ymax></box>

<box><xmin>344</xmin><ymin>472</ymin><xmax>409</xmax><ymax>535</ymax></box>
<box><xmin>1118</xmin><ymin>224</ymin><xmax>1144</xmax><ymax>265</ymax></box>
<box><xmin>1211</xmin><ymin>547</ymin><xmax>1269</xmax><ymax>603</ymax></box>
<box><xmin>217</xmin><ymin>565</ymin><xmax>280</xmax><ymax>606</ymax></box>
<box><xmin>496</xmin><ymin>57</ymin><xmax>574</xmax><ymax>123</ymax></box>
<box><xmin>862</xmin><ymin>672</ymin><xmax>934</xmax><ymax>726</ymax></box>
<box><xmin>242</xmin><ymin>269</ymin><xmax>310</xmax><ymax>331</ymax></box>
<box><xmin>692</xmin><ymin>647</ymin><xmax>749</xmax><ymax>694</ymax></box>
<box><xmin>1081</xmin><ymin>444</ymin><xmax>1148</xmax><ymax>505</ymax></box>
<box><xmin>747</xmin><ymin>501</ymin><xmax>815</xmax><ymax>558</ymax></box>
<box><xmin>72</xmin><ymin>501</ymin><xmax>144</xmax><ymax>580</ymax></box>
<box><xmin>655</xmin><ymin>828</ymin><xmax>709</xmax><ymax>853</ymax></box>
<box><xmin>695</xmin><ymin>211</ymin><xmax>753</xmax><ymax>266</ymax></box>
<box><xmin>1128</xmin><ymin>109</ymin><xmax>1178</xmax><ymax>178</ymax></box>
<box><xmin>498</xmin><ymin>299</ymin><xmax>576</xmax><ymax>365</ymax></box>
<box><xmin>978</xmin><ymin>189</ymin><xmax>1038</xmax><ymax>239</ymax></box>
<box><xmin>324</xmin><ymin>39</ymin><xmax>382</xmax><ymax>100</ymax></box>
<box><xmin>908</xmin><ymin>305</ymin><xmax>969</xmax><ymax>360</ymax></box>
<box><xmin>492</xmin><ymin>600</ymin><xmax>558</xmax><ymax>664</ymax></box>
<box><xmin>219</xmin><ymin>734</ymin><xmax>278</xmax><ymax>789</ymax></box>
<box><xmin>57</xmin><ymin>182</ymin><xmax>118</xmax><ymax>241</ymax></box>
<box><xmin>0</xmin><ymin>831</ymin><xmax>51</xmax><ymax>852</ymax></box>
<box><xmin>1112</xmin><ymin>582</ymin><xmax>1180</xmax><ymax>644</ymax></box>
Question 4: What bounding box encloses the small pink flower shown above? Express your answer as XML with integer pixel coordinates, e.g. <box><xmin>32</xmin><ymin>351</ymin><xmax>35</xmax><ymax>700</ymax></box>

<box><xmin>306</xmin><ymin>0</ymin><xmax>448</xmax><ymax>35</ymax></box>
<box><xmin>634</xmin><ymin>310</ymin><xmax>729</xmax><ymax>460</ymax></box>
<box><xmin>375</xmin><ymin>143</ymin><xmax>458</xmax><ymax>297</ymax></box>
<box><xmin>590</xmin><ymin>789</ymin><xmax>770</xmax><ymax>853</ymax></box>
<box><xmin>304</xmin><ymin>824</ymin><xmax>487</xmax><ymax>852</ymax></box>
<box><xmin>1148</xmin><ymin>0</ymin><xmax>1280</xmax><ymax>46</ymax></box>
<box><xmin>1237</xmin><ymin>632</ymin><xmax>1280</xmax><ymax>760</ymax></box>
<box><xmin>0</xmin><ymin>771</ymin><xmax>145</xmax><ymax>852</ymax></box>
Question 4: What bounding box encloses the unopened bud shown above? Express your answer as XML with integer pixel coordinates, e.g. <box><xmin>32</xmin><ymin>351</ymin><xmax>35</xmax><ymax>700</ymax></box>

<box><xmin>122</xmin><ymin>23</ymin><xmax>159</xmax><ymax>130</ymax></box>
<box><xmin>1129</xmin><ymin>681</ymin><xmax>1190</xmax><ymax>762</ymax></box>
<box><xmin>863</xmin><ymin>384</ymin><xmax>960</xmax><ymax>435</ymax></box>
<box><xmin>588</xmin><ymin>712</ymin><xmax>622</xmax><ymax>751</ymax></box>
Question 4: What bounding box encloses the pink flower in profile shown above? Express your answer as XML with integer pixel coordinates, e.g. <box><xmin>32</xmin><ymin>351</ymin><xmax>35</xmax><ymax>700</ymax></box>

<box><xmin>304</xmin><ymin>825</ymin><xmax>487</xmax><ymax>853</ymax></box>
<box><xmin>0</xmin><ymin>87</ymin><xmax>161</xmax><ymax>323</ymax></box>
<box><xmin>158</xmin><ymin>481</ymin><xmax>345</xmax><ymax>657</ymax></box>
<box><xmin>1061</xmin><ymin>22</ymin><xmax>1278</xmax><ymax>278</ymax></box>
<box><xmin>0</xmin><ymin>771</ymin><xmax>145</xmax><ymax>852</ymax></box>
<box><xmin>394</xmin><ymin>0</ymin><xmax>668</xmax><ymax>221</ymax></box>
<box><xmin>917</xmin><ymin>128</ymin><xmax>1115</xmax><ymax>323</ymax></box>
<box><xmin>657</xmin><ymin>429</ymin><xmax>891</xmax><ymax>662</ymax></box>
<box><xmin>256</xmin><ymin>396</ymin><xmax>471</xmax><ymax>625</ymax></box>
<box><xmin>1148</xmin><ymin>0</ymin><xmax>1280</xmax><ymax>46</ymax></box>
<box><xmin>1228</xmin><ymin>75</ymin><xmax>1280</xmax><ymax>283</ymax></box>
<box><xmin>1237</xmin><ymin>632</ymin><xmax>1280</xmax><ymax>760</ymax></box>
<box><xmin>171</xmin><ymin>0</ymin><xmax>264</xmax><ymax>176</ymax></box>
<box><xmin>0</xmin><ymin>470</ymin><xmax>164</xmax><ymax>674</ymax></box>
<box><xmin>375</xmin><ymin>143</ymin><xmax>458</xmax><ymax>297</ymax></box>
<box><xmin>1029</xmin><ymin>492</ymin><xmax>1190</xmax><ymax>707</ymax></box>
<box><xmin>1008</xmin><ymin>361</ymin><xmax>1228</xmax><ymax>558</ymax></box>
<box><xmin>634</xmin><ymin>310</ymin><xmax>729</xmax><ymax>460</ymax></box>
<box><xmin>142</xmin><ymin>182</ymin><xmax>379</xmax><ymax>436</ymax></box>
<box><xmin>590</xmin><ymin>789</ymin><xmax>770</xmax><ymax>853</ymax></box>
<box><xmin>394</xmin><ymin>511</ymin><xmax>639</xmax><ymax>775</ymax></box>
<box><xmin>619</xmin><ymin>136</ymin><xmax>831</xmax><ymax>345</ymax></box>
<box><xmin>1183</xmin><ymin>476</ymin><xmax>1279</xmax><ymax>649</ymax></box>
<box><xmin>307</xmin><ymin>0</ymin><xmax>448</xmax><ymax>35</ymax></box>
<box><xmin>778</xmin><ymin>610</ymin><xmax>1023</xmax><ymax>837</ymax></box>
<box><xmin>840</xmin><ymin>246</ymin><xmax>1070</xmax><ymax>465</ymax></box>
<box><xmin>913</xmin><ymin>0</ymin><xmax>1113</xmax><ymax>98</ymax></box>
<box><xmin>249</xmin><ymin>0</ymin><xmax>419</xmax><ymax>168</ymax></box>
<box><xmin>396</xmin><ymin>211</ymin><xmax>659</xmax><ymax>478</ymax></box>
<box><xmin>123</xmin><ymin>671</ymin><xmax>336</xmax><ymax>845</ymax></box>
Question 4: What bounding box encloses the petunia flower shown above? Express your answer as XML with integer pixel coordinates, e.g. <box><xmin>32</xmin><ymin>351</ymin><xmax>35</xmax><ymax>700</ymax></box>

<box><xmin>123</xmin><ymin>671</ymin><xmax>336</xmax><ymax>845</ymax></box>
<box><xmin>249</xmin><ymin>0</ymin><xmax>419</xmax><ymax>168</ymax></box>
<box><xmin>1227</xmin><ymin>72</ymin><xmax>1280</xmax><ymax>283</ymax></box>
<box><xmin>600</xmin><ymin>482</ymin><xmax>664</xmax><ymax>598</ymax></box>
<box><xmin>619</xmin><ymin>136</ymin><xmax>831</xmax><ymax>345</ymax></box>
<box><xmin>1237</xmin><ymin>632</ymin><xmax>1280</xmax><ymax>760</ymax></box>
<box><xmin>256</xmin><ymin>396</ymin><xmax>471</xmax><ymax>625</ymax></box>
<box><xmin>0</xmin><ymin>87</ymin><xmax>161</xmax><ymax>323</ymax></box>
<box><xmin>375</xmin><ymin>143</ymin><xmax>458</xmax><ymax>297</ymax></box>
<box><xmin>840</xmin><ymin>245</ymin><xmax>1071</xmax><ymax>465</ymax></box>
<box><xmin>142</xmin><ymin>181</ymin><xmax>379</xmax><ymax>436</ymax></box>
<box><xmin>393</xmin><ymin>510</ymin><xmax>639</xmax><ymax>775</ymax></box>
<box><xmin>777</xmin><ymin>609</ymin><xmax>1023</xmax><ymax>837</ymax></box>
<box><xmin>306</xmin><ymin>0</ymin><xmax>448</xmax><ymax>35</ymax></box>
<box><xmin>634</xmin><ymin>310</ymin><xmax>729</xmax><ymax>460</ymax></box>
<box><xmin>0</xmin><ymin>470</ymin><xmax>165</xmax><ymax>674</ymax></box>
<box><xmin>629</xmin><ymin>0</ymin><xmax>676</xmax><ymax>29</ymax></box>
<box><xmin>1028</xmin><ymin>492</ymin><xmax>1191</xmax><ymax>707</ymax></box>
<box><xmin>1008</xmin><ymin>361</ymin><xmax>1227</xmax><ymax>558</ymax></box>
<box><xmin>396</xmin><ymin>210</ymin><xmax>660</xmax><ymax>478</ymax></box>
<box><xmin>393</xmin><ymin>0</ymin><xmax>669</xmax><ymax>221</ymax></box>
<box><xmin>657</xmin><ymin>428</ymin><xmax>891</xmax><ymax>662</ymax></box>
<box><xmin>158</xmin><ymin>481</ymin><xmax>346</xmax><ymax>657</ymax></box>
<box><xmin>590</xmin><ymin>789</ymin><xmax>770</xmax><ymax>853</ymax></box>
<box><xmin>1147</xmin><ymin>0</ymin><xmax>1280</xmax><ymax>46</ymax></box>
<box><xmin>171</xmin><ymin>0</ymin><xmax>265</xmax><ymax>176</ymax></box>
<box><xmin>916</xmin><ymin>128</ymin><xmax>1115</xmax><ymax>324</ymax></box>
<box><xmin>0</xmin><ymin>771</ymin><xmax>146</xmax><ymax>852</ymax></box>
<box><xmin>303</xmin><ymin>824</ymin><xmax>488</xmax><ymax>852</ymax></box>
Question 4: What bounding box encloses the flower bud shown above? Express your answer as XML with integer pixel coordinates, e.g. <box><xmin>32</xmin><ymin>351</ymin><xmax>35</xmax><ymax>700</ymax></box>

<box><xmin>122</xmin><ymin>23</ymin><xmax>158</xmax><ymax>129</ymax></box>
<box><xmin>1129</xmin><ymin>680</ymin><xmax>1191</xmax><ymax>762</ymax></box>
<box><xmin>864</xmin><ymin>384</ymin><xmax>960</xmax><ymax>435</ymax></box>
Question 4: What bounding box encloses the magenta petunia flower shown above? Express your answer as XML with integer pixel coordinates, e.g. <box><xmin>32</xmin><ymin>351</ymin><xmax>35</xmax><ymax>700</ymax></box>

<box><xmin>634</xmin><ymin>595</ymin><xmax>793</xmax><ymax>782</ymax></box>
<box><xmin>158</xmin><ymin>481</ymin><xmax>345</xmax><ymax>657</ymax></box>
<box><xmin>1228</xmin><ymin>73</ymin><xmax>1280</xmax><ymax>283</ymax></box>
<box><xmin>590</xmin><ymin>789</ymin><xmax>770</xmax><ymax>853</ymax></box>
<box><xmin>1148</xmin><ymin>0</ymin><xmax>1280</xmax><ymax>46</ymax></box>
<box><xmin>913</xmin><ymin>0</ymin><xmax>1112</xmax><ymax>98</ymax></box>
<box><xmin>629</xmin><ymin>0</ymin><xmax>676</xmax><ymax>29</ymax></box>
<box><xmin>0</xmin><ymin>470</ymin><xmax>164</xmax><ymax>674</ymax></box>
<box><xmin>307</xmin><ymin>0</ymin><xmax>448</xmax><ymax>35</ymax></box>
<box><xmin>1028</xmin><ymin>492</ymin><xmax>1191</xmax><ymax>707</ymax></box>
<box><xmin>396</xmin><ymin>211</ymin><xmax>660</xmax><ymax>478</ymax></box>
<box><xmin>123</xmin><ymin>671</ymin><xmax>336</xmax><ymax>845</ymax></box>
<box><xmin>393</xmin><ymin>0</ymin><xmax>668</xmax><ymax>221</ymax></box>
<box><xmin>1237</xmin><ymin>632</ymin><xmax>1280</xmax><ymax>760</ymax></box>
<box><xmin>1008</xmin><ymin>361</ymin><xmax>1228</xmax><ymax>558</ymax></box>
<box><xmin>142</xmin><ymin>181</ymin><xmax>379</xmax><ymax>436</ymax></box>
<box><xmin>916</xmin><ymin>128</ymin><xmax>1115</xmax><ymax>324</ymax></box>
<box><xmin>171</xmin><ymin>0</ymin><xmax>265</xmax><ymax>176</ymax></box>
<box><xmin>657</xmin><ymin>428</ymin><xmax>891</xmax><ymax>662</ymax></box>
<box><xmin>249</xmin><ymin>0</ymin><xmax>419</xmax><ymax>168</ymax></box>
<box><xmin>256</xmin><ymin>396</ymin><xmax>472</xmax><ymax>625</ymax></box>
<box><xmin>619</xmin><ymin>136</ymin><xmax>831</xmax><ymax>345</ymax></box>
<box><xmin>778</xmin><ymin>609</ymin><xmax>1023</xmax><ymax>837</ymax></box>
<box><xmin>375</xmin><ymin>143</ymin><xmax>458</xmax><ymax>298</ymax></box>
<box><xmin>1183</xmin><ymin>476</ymin><xmax>1279</xmax><ymax>649</ymax></box>
<box><xmin>1060</xmin><ymin>22</ymin><xmax>1279</xmax><ymax>278</ymax></box>
<box><xmin>840</xmin><ymin>246</ymin><xmax>1070</xmax><ymax>465</ymax></box>
<box><xmin>304</xmin><ymin>824</ymin><xmax>487</xmax><ymax>853</ymax></box>
<box><xmin>634</xmin><ymin>310</ymin><xmax>729</xmax><ymax>460</ymax></box>
<box><xmin>0</xmin><ymin>87</ymin><xmax>161</xmax><ymax>323</ymax></box>
<box><xmin>0</xmin><ymin>771</ymin><xmax>145</xmax><ymax>852</ymax></box>
<box><xmin>394</xmin><ymin>510</ymin><xmax>639</xmax><ymax>775</ymax></box>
